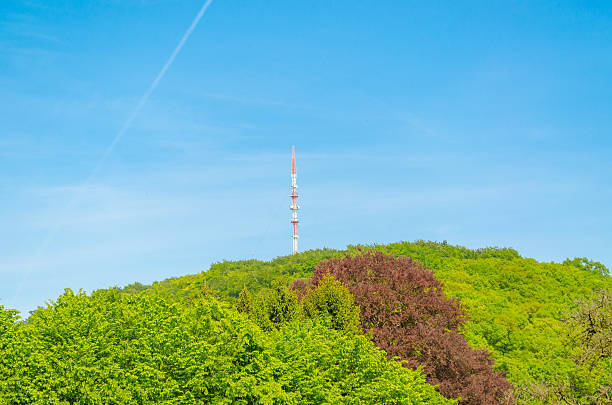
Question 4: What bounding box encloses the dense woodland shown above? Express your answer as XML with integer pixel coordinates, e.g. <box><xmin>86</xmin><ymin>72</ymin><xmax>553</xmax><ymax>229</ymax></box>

<box><xmin>1</xmin><ymin>240</ymin><xmax>610</xmax><ymax>404</ymax></box>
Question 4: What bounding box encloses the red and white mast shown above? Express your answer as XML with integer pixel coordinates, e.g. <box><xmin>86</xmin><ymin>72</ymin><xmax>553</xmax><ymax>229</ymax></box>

<box><xmin>290</xmin><ymin>146</ymin><xmax>299</xmax><ymax>255</ymax></box>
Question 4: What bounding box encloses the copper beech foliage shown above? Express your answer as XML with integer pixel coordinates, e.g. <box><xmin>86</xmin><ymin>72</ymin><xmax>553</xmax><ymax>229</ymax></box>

<box><xmin>292</xmin><ymin>251</ymin><xmax>512</xmax><ymax>405</ymax></box>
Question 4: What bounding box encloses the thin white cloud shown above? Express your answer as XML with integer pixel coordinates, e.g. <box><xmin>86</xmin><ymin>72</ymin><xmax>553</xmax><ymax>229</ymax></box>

<box><xmin>11</xmin><ymin>0</ymin><xmax>216</xmax><ymax>301</ymax></box>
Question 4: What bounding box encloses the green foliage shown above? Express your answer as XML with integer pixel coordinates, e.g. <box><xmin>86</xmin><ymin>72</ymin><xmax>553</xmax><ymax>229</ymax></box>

<box><xmin>121</xmin><ymin>249</ymin><xmax>345</xmax><ymax>303</ymax></box>
<box><xmin>269</xmin><ymin>319</ymin><xmax>455</xmax><ymax>404</ymax></box>
<box><xmin>514</xmin><ymin>290</ymin><xmax>612</xmax><ymax>404</ymax></box>
<box><xmin>250</xmin><ymin>280</ymin><xmax>300</xmax><ymax>331</ymax></box>
<box><xmin>0</xmin><ymin>305</ymin><xmax>22</xmax><ymax>399</ymax></box>
<box><xmin>348</xmin><ymin>241</ymin><xmax>611</xmax><ymax>393</ymax></box>
<box><xmin>206</xmin><ymin>249</ymin><xmax>346</xmax><ymax>300</ymax></box>
<box><xmin>563</xmin><ymin>257</ymin><xmax>610</xmax><ymax>276</ymax></box>
<box><xmin>310</xmin><ymin>252</ymin><xmax>512</xmax><ymax>404</ymax></box>
<box><xmin>236</xmin><ymin>285</ymin><xmax>253</xmax><ymax>314</ymax></box>
<box><xmin>86</xmin><ymin>239</ymin><xmax>612</xmax><ymax>402</ymax></box>
<box><xmin>301</xmin><ymin>274</ymin><xmax>361</xmax><ymax>334</ymax></box>
<box><xmin>0</xmin><ymin>288</ymin><xmax>453</xmax><ymax>404</ymax></box>
<box><xmin>566</xmin><ymin>290</ymin><xmax>611</xmax><ymax>369</ymax></box>
<box><xmin>346</xmin><ymin>240</ymin><xmax>521</xmax><ymax>263</ymax></box>
<box><xmin>120</xmin><ymin>272</ymin><xmax>211</xmax><ymax>303</ymax></box>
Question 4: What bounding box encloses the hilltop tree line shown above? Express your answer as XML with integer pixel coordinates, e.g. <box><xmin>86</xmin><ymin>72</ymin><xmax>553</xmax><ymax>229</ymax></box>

<box><xmin>1</xmin><ymin>240</ymin><xmax>610</xmax><ymax>404</ymax></box>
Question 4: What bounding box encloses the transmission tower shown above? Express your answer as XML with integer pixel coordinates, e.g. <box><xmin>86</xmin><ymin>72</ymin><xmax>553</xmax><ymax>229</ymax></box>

<box><xmin>290</xmin><ymin>146</ymin><xmax>299</xmax><ymax>255</ymax></box>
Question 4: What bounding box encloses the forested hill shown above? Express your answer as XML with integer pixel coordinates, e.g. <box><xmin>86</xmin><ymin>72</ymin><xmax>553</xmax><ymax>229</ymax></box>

<box><xmin>122</xmin><ymin>241</ymin><xmax>611</xmax><ymax>397</ymax></box>
<box><xmin>2</xmin><ymin>240</ymin><xmax>609</xmax><ymax>403</ymax></box>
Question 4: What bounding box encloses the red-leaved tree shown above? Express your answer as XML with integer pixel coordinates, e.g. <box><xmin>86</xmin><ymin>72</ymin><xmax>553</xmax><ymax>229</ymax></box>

<box><xmin>292</xmin><ymin>252</ymin><xmax>512</xmax><ymax>404</ymax></box>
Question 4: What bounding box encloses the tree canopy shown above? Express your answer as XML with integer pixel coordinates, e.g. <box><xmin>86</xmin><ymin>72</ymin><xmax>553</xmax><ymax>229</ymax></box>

<box><xmin>296</xmin><ymin>251</ymin><xmax>512</xmax><ymax>404</ymax></box>
<box><xmin>0</xmin><ymin>288</ymin><xmax>454</xmax><ymax>404</ymax></box>
<box><xmin>7</xmin><ymin>239</ymin><xmax>610</xmax><ymax>404</ymax></box>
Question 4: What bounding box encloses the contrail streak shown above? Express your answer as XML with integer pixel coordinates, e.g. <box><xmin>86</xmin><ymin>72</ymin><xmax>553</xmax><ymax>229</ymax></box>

<box><xmin>11</xmin><ymin>0</ymin><xmax>214</xmax><ymax>307</ymax></box>
<box><xmin>90</xmin><ymin>0</ymin><xmax>214</xmax><ymax>182</ymax></box>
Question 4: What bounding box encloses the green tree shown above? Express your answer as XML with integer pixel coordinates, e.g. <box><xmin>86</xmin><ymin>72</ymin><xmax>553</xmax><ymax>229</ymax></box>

<box><xmin>236</xmin><ymin>285</ymin><xmax>253</xmax><ymax>314</ymax></box>
<box><xmin>563</xmin><ymin>257</ymin><xmax>610</xmax><ymax>276</ymax></box>
<box><xmin>250</xmin><ymin>279</ymin><xmax>299</xmax><ymax>331</ymax></box>
<box><xmin>300</xmin><ymin>274</ymin><xmax>360</xmax><ymax>334</ymax></box>
<box><xmin>0</xmin><ymin>287</ymin><xmax>455</xmax><ymax>404</ymax></box>
<box><xmin>350</xmin><ymin>241</ymin><xmax>611</xmax><ymax>392</ymax></box>
<box><xmin>515</xmin><ymin>290</ymin><xmax>611</xmax><ymax>404</ymax></box>
<box><xmin>116</xmin><ymin>239</ymin><xmax>612</xmax><ymax>402</ymax></box>
<box><xmin>566</xmin><ymin>289</ymin><xmax>611</xmax><ymax>369</ymax></box>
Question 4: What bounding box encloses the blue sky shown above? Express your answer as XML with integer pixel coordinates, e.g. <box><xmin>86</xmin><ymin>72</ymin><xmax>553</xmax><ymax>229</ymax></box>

<box><xmin>1</xmin><ymin>0</ymin><xmax>611</xmax><ymax>314</ymax></box>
